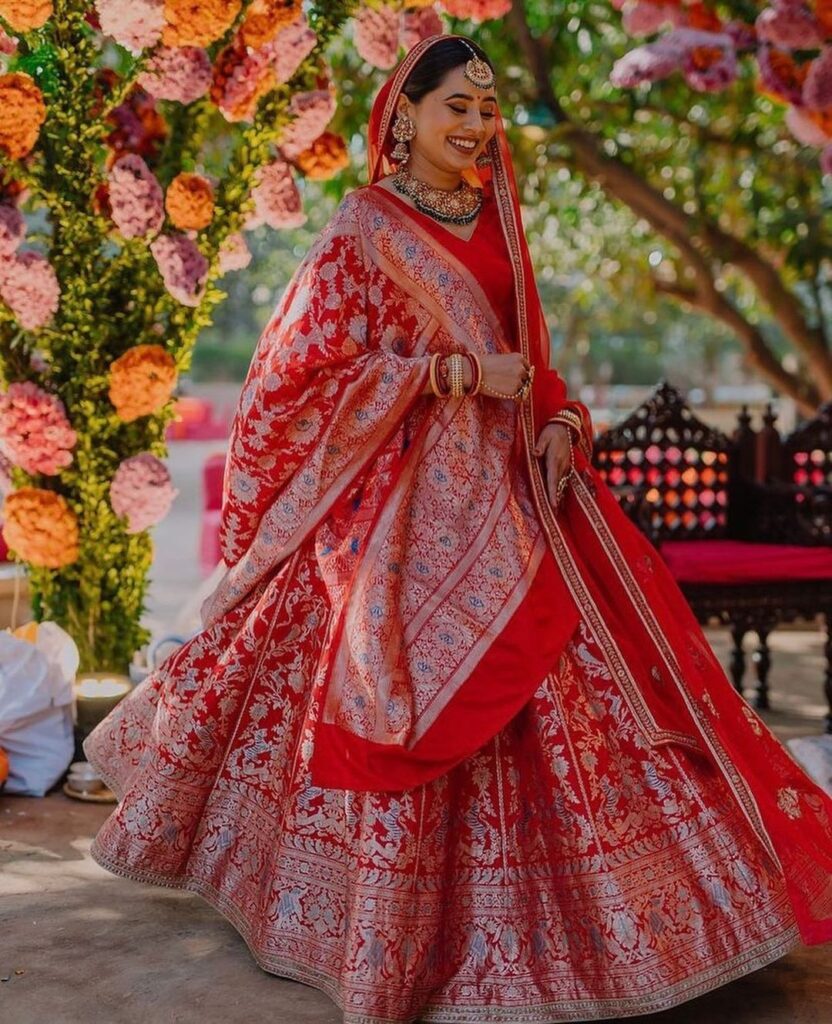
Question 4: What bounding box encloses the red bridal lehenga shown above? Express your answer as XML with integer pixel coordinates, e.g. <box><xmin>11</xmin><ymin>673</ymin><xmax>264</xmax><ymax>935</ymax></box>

<box><xmin>85</xmin><ymin>35</ymin><xmax>832</xmax><ymax>1024</ymax></box>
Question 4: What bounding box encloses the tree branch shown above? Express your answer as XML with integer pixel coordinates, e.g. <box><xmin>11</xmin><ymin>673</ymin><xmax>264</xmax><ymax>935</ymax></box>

<box><xmin>508</xmin><ymin>0</ymin><xmax>832</xmax><ymax>406</ymax></box>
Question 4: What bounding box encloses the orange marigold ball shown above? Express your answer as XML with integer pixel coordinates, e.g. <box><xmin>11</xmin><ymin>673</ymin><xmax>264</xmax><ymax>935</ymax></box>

<box><xmin>294</xmin><ymin>131</ymin><xmax>349</xmax><ymax>181</ymax></box>
<box><xmin>240</xmin><ymin>0</ymin><xmax>301</xmax><ymax>48</ymax></box>
<box><xmin>0</xmin><ymin>73</ymin><xmax>46</xmax><ymax>160</ymax></box>
<box><xmin>162</xmin><ymin>0</ymin><xmax>241</xmax><ymax>47</ymax></box>
<box><xmin>0</xmin><ymin>0</ymin><xmax>52</xmax><ymax>31</ymax></box>
<box><xmin>166</xmin><ymin>172</ymin><xmax>214</xmax><ymax>230</ymax></box>
<box><xmin>108</xmin><ymin>344</ymin><xmax>177</xmax><ymax>422</ymax></box>
<box><xmin>2</xmin><ymin>488</ymin><xmax>79</xmax><ymax>569</ymax></box>
<box><xmin>0</xmin><ymin>745</ymin><xmax>8</xmax><ymax>788</ymax></box>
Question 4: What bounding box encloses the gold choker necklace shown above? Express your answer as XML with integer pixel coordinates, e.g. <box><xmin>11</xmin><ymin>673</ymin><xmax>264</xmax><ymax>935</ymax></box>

<box><xmin>392</xmin><ymin>168</ymin><xmax>483</xmax><ymax>226</ymax></box>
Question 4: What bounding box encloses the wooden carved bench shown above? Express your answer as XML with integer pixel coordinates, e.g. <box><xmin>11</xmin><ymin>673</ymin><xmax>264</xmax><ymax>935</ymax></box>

<box><xmin>592</xmin><ymin>382</ymin><xmax>832</xmax><ymax>730</ymax></box>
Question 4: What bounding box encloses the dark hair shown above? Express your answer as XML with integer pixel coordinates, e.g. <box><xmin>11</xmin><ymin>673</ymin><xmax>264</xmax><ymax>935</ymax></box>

<box><xmin>401</xmin><ymin>38</ymin><xmax>495</xmax><ymax>103</ymax></box>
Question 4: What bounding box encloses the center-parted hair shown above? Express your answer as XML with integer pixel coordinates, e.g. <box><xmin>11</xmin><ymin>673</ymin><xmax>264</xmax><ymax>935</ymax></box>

<box><xmin>401</xmin><ymin>38</ymin><xmax>495</xmax><ymax>104</ymax></box>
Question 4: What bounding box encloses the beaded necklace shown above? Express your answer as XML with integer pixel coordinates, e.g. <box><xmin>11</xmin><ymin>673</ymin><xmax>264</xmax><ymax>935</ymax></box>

<box><xmin>391</xmin><ymin>167</ymin><xmax>483</xmax><ymax>226</ymax></box>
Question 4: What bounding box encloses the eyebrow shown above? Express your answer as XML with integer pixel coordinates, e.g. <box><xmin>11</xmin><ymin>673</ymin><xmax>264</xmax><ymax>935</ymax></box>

<box><xmin>444</xmin><ymin>92</ymin><xmax>497</xmax><ymax>103</ymax></box>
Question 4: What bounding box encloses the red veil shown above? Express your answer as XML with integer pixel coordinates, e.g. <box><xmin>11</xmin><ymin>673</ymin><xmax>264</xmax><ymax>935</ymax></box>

<box><xmin>352</xmin><ymin>34</ymin><xmax>832</xmax><ymax>945</ymax></box>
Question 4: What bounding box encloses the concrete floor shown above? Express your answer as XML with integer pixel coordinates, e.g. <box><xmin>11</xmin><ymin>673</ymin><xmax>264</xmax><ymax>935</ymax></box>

<box><xmin>3</xmin><ymin>430</ymin><xmax>832</xmax><ymax>1022</ymax></box>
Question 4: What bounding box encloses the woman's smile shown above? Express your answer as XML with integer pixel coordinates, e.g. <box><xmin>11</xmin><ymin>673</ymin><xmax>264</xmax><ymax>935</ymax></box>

<box><xmin>446</xmin><ymin>135</ymin><xmax>479</xmax><ymax>156</ymax></box>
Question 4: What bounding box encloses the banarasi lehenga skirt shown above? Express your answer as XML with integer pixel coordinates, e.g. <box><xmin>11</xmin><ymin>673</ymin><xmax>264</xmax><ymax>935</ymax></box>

<box><xmin>85</xmin><ymin>542</ymin><xmax>808</xmax><ymax>1024</ymax></box>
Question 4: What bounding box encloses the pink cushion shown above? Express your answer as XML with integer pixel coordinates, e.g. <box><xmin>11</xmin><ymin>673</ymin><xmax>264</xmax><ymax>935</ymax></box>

<box><xmin>660</xmin><ymin>539</ymin><xmax>832</xmax><ymax>584</ymax></box>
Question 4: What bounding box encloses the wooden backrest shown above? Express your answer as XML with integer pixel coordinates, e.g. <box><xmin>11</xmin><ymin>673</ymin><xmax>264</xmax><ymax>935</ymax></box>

<box><xmin>592</xmin><ymin>381</ymin><xmax>733</xmax><ymax>541</ymax></box>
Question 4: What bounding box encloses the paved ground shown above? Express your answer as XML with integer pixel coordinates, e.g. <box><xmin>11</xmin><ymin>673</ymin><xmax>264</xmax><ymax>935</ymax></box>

<box><xmin>3</xmin><ymin>430</ymin><xmax>832</xmax><ymax>1023</ymax></box>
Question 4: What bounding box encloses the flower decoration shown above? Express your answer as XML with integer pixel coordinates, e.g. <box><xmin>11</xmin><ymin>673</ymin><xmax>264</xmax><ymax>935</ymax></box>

<box><xmin>758</xmin><ymin>46</ymin><xmax>808</xmax><ymax>106</ymax></box>
<box><xmin>0</xmin><ymin>381</ymin><xmax>77</xmax><ymax>476</ymax></box>
<box><xmin>401</xmin><ymin>5</ymin><xmax>443</xmax><ymax>50</ymax></box>
<box><xmin>137</xmin><ymin>45</ymin><xmax>212</xmax><ymax>103</ymax></box>
<box><xmin>822</xmin><ymin>143</ymin><xmax>832</xmax><ymax>174</ymax></box>
<box><xmin>265</xmin><ymin>16</ymin><xmax>317</xmax><ymax>84</ymax></box>
<box><xmin>240</xmin><ymin>0</ymin><xmax>302</xmax><ymax>48</ymax></box>
<box><xmin>0</xmin><ymin>26</ymin><xmax>18</xmax><ymax>55</ymax></box>
<box><xmin>211</xmin><ymin>36</ymin><xmax>276</xmax><ymax>123</ymax></box>
<box><xmin>246</xmin><ymin>159</ymin><xmax>305</xmax><ymax>229</ymax></box>
<box><xmin>0</xmin><ymin>202</ymin><xmax>25</xmax><ymax>257</ymax></box>
<box><xmin>439</xmin><ymin>0</ymin><xmax>510</xmax><ymax>21</ymax></box>
<box><xmin>94</xmin><ymin>0</ymin><xmax>165</xmax><ymax>55</ymax></box>
<box><xmin>0</xmin><ymin>73</ymin><xmax>46</xmax><ymax>160</ymax></box>
<box><xmin>755</xmin><ymin>4</ymin><xmax>824</xmax><ymax>50</ymax></box>
<box><xmin>294</xmin><ymin>131</ymin><xmax>350</xmax><ymax>180</ymax></box>
<box><xmin>106</xmin><ymin>87</ymin><xmax>168</xmax><ymax>164</ymax></box>
<box><xmin>0</xmin><ymin>250</ymin><xmax>60</xmax><ymax>330</ymax></box>
<box><xmin>0</xmin><ymin>450</ymin><xmax>12</xmax><ymax>497</ymax></box>
<box><xmin>621</xmin><ymin>2</ymin><xmax>683</xmax><ymax>38</ymax></box>
<box><xmin>611</xmin><ymin>28</ymin><xmax>736</xmax><ymax>91</ymax></box>
<box><xmin>279</xmin><ymin>89</ymin><xmax>337</xmax><ymax>160</ymax></box>
<box><xmin>109</xmin><ymin>453</ymin><xmax>178</xmax><ymax>534</ymax></box>
<box><xmin>165</xmin><ymin>171</ymin><xmax>214</xmax><ymax>230</ymax></box>
<box><xmin>354</xmin><ymin>5</ymin><xmax>400</xmax><ymax>70</ymax></box>
<box><xmin>0</xmin><ymin>0</ymin><xmax>52</xmax><ymax>32</ymax></box>
<box><xmin>150</xmin><ymin>233</ymin><xmax>209</xmax><ymax>306</ymax></box>
<box><xmin>162</xmin><ymin>0</ymin><xmax>241</xmax><ymax>47</ymax></box>
<box><xmin>804</xmin><ymin>47</ymin><xmax>832</xmax><ymax>111</ymax></box>
<box><xmin>107</xmin><ymin>153</ymin><xmax>165</xmax><ymax>238</ymax></box>
<box><xmin>683</xmin><ymin>38</ymin><xmax>737</xmax><ymax>92</ymax></box>
<box><xmin>108</xmin><ymin>344</ymin><xmax>177</xmax><ymax>422</ymax></box>
<box><xmin>218</xmin><ymin>232</ymin><xmax>252</xmax><ymax>273</ymax></box>
<box><xmin>1</xmin><ymin>488</ymin><xmax>79</xmax><ymax>568</ymax></box>
<box><xmin>785</xmin><ymin>104</ymin><xmax>832</xmax><ymax>146</ymax></box>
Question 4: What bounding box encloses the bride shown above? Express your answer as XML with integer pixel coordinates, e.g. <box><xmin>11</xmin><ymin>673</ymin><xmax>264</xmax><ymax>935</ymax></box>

<box><xmin>85</xmin><ymin>34</ymin><xmax>832</xmax><ymax>1023</ymax></box>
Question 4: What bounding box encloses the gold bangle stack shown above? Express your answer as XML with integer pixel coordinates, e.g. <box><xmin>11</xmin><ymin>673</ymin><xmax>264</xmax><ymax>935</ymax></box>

<box><xmin>446</xmin><ymin>353</ymin><xmax>465</xmax><ymax>398</ymax></box>
<box><xmin>554</xmin><ymin>427</ymin><xmax>575</xmax><ymax>507</ymax></box>
<box><xmin>547</xmin><ymin>406</ymin><xmax>582</xmax><ymax>440</ymax></box>
<box><xmin>428</xmin><ymin>351</ymin><xmax>484</xmax><ymax>399</ymax></box>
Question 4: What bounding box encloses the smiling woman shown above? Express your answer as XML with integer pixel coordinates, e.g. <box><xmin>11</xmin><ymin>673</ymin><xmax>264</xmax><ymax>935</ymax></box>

<box><xmin>83</xmin><ymin>31</ymin><xmax>832</xmax><ymax>1024</ymax></box>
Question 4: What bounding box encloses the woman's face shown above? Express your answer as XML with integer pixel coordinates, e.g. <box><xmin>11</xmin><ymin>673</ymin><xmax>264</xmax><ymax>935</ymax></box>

<box><xmin>398</xmin><ymin>64</ymin><xmax>498</xmax><ymax>175</ymax></box>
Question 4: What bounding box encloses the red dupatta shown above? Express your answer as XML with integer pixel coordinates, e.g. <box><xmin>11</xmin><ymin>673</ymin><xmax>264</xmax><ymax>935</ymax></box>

<box><xmin>203</xmin><ymin>35</ymin><xmax>832</xmax><ymax>945</ymax></box>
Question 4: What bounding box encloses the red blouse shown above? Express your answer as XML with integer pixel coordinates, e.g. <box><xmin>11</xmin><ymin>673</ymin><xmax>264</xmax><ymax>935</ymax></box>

<box><xmin>371</xmin><ymin>181</ymin><xmax>517</xmax><ymax>345</ymax></box>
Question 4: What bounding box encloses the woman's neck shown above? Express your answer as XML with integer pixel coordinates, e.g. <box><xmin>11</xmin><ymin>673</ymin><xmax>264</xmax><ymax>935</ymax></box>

<box><xmin>404</xmin><ymin>151</ymin><xmax>462</xmax><ymax>191</ymax></box>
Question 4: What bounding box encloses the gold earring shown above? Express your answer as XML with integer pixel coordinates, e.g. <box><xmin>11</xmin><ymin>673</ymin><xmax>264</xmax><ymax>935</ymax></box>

<box><xmin>476</xmin><ymin>149</ymin><xmax>492</xmax><ymax>167</ymax></box>
<box><xmin>391</xmin><ymin>111</ymin><xmax>416</xmax><ymax>162</ymax></box>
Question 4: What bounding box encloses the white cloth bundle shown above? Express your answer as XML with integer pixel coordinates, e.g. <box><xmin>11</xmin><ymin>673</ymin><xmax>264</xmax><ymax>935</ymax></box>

<box><xmin>0</xmin><ymin>622</ymin><xmax>78</xmax><ymax>796</ymax></box>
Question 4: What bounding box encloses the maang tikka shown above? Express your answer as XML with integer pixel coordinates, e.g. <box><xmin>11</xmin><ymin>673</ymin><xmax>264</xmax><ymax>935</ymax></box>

<box><xmin>391</xmin><ymin>110</ymin><xmax>416</xmax><ymax>162</ymax></box>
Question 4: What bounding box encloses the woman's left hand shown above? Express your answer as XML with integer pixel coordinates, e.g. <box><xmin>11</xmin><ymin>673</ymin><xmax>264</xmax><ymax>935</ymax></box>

<box><xmin>533</xmin><ymin>423</ymin><xmax>573</xmax><ymax>509</ymax></box>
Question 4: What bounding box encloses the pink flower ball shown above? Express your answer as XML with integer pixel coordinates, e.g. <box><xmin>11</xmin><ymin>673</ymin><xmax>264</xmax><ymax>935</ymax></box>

<box><xmin>683</xmin><ymin>39</ymin><xmax>737</xmax><ymax>93</ymax></box>
<box><xmin>622</xmin><ymin>2</ymin><xmax>683</xmax><ymax>37</ymax></box>
<box><xmin>150</xmin><ymin>233</ymin><xmax>209</xmax><ymax>306</ymax></box>
<box><xmin>0</xmin><ymin>26</ymin><xmax>17</xmax><ymax>56</ymax></box>
<box><xmin>109</xmin><ymin>452</ymin><xmax>178</xmax><ymax>534</ymax></box>
<box><xmin>0</xmin><ymin>250</ymin><xmax>60</xmax><ymax>331</ymax></box>
<box><xmin>0</xmin><ymin>203</ymin><xmax>25</xmax><ymax>258</ymax></box>
<box><xmin>267</xmin><ymin>18</ymin><xmax>318</xmax><ymax>84</ymax></box>
<box><xmin>246</xmin><ymin>160</ymin><xmax>306</xmax><ymax>230</ymax></box>
<box><xmin>755</xmin><ymin>6</ymin><xmax>824</xmax><ymax>50</ymax></box>
<box><xmin>108</xmin><ymin>153</ymin><xmax>164</xmax><ymax>239</ymax></box>
<box><xmin>218</xmin><ymin>232</ymin><xmax>252</xmax><ymax>273</ymax></box>
<box><xmin>785</xmin><ymin>105</ymin><xmax>831</xmax><ymax>146</ymax></box>
<box><xmin>95</xmin><ymin>0</ymin><xmax>165</xmax><ymax>55</ymax></box>
<box><xmin>354</xmin><ymin>5</ymin><xmax>400</xmax><ymax>71</ymax></box>
<box><xmin>279</xmin><ymin>90</ymin><xmax>337</xmax><ymax>160</ymax></box>
<box><xmin>401</xmin><ymin>6</ymin><xmax>444</xmax><ymax>51</ymax></box>
<box><xmin>440</xmin><ymin>0</ymin><xmax>510</xmax><ymax>22</ymax></box>
<box><xmin>137</xmin><ymin>46</ymin><xmax>213</xmax><ymax>103</ymax></box>
<box><xmin>804</xmin><ymin>47</ymin><xmax>832</xmax><ymax>111</ymax></box>
<box><xmin>0</xmin><ymin>381</ymin><xmax>77</xmax><ymax>476</ymax></box>
<box><xmin>0</xmin><ymin>449</ymin><xmax>12</xmax><ymax>497</ymax></box>
<box><xmin>611</xmin><ymin>42</ymin><xmax>683</xmax><ymax>88</ymax></box>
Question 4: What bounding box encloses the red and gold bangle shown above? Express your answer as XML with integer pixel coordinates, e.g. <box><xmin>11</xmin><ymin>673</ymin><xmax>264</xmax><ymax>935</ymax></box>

<box><xmin>429</xmin><ymin>352</ymin><xmax>450</xmax><ymax>397</ymax></box>
<box><xmin>464</xmin><ymin>352</ymin><xmax>482</xmax><ymax>397</ymax></box>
